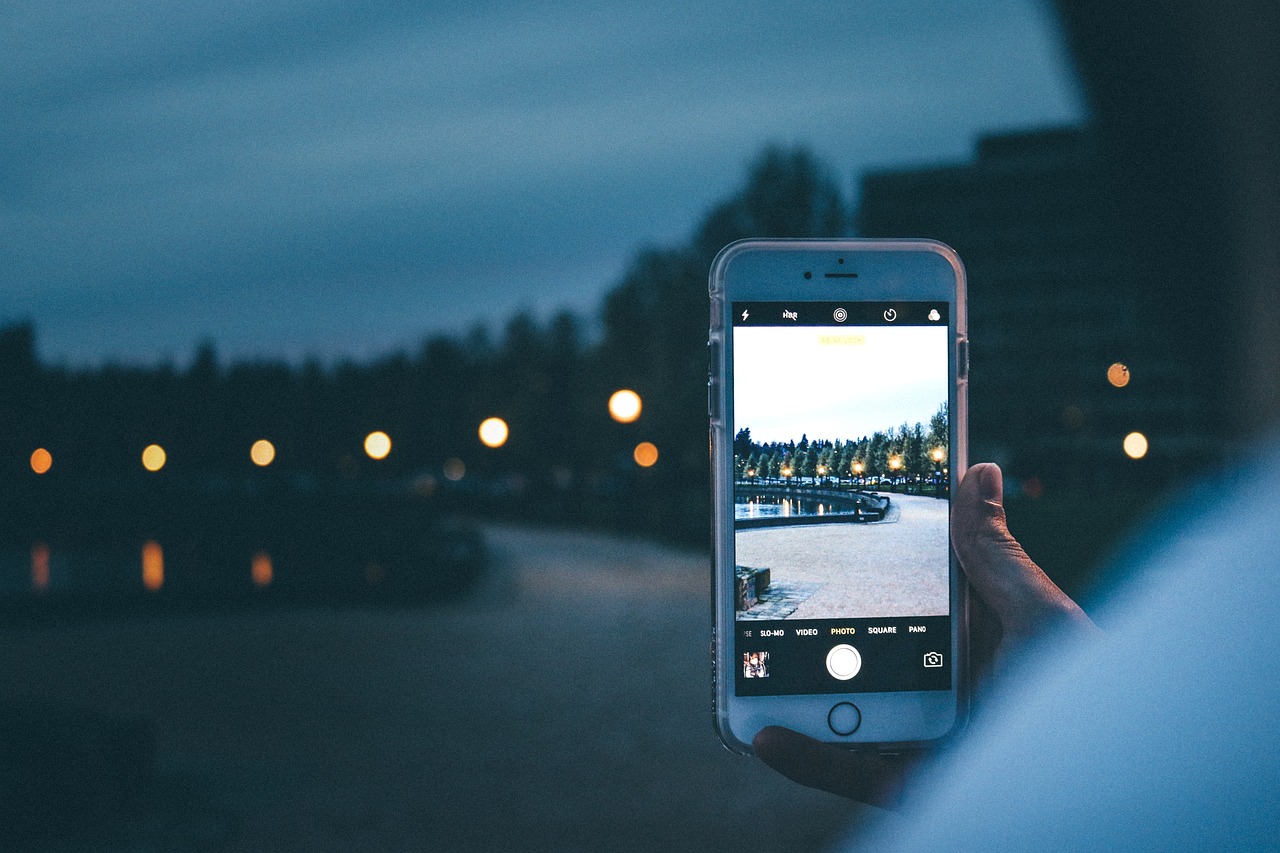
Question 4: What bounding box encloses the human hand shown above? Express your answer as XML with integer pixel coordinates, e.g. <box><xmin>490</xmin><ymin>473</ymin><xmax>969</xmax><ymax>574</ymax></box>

<box><xmin>753</xmin><ymin>462</ymin><xmax>1098</xmax><ymax>807</ymax></box>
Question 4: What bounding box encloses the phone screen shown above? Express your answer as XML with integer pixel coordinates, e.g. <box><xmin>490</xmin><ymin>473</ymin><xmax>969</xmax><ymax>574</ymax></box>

<box><xmin>731</xmin><ymin>300</ymin><xmax>952</xmax><ymax>696</ymax></box>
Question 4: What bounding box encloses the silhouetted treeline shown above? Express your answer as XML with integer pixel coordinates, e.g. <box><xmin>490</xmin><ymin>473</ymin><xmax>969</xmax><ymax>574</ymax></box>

<box><xmin>2</xmin><ymin>146</ymin><xmax>850</xmax><ymax>543</ymax></box>
<box><xmin>734</xmin><ymin>404</ymin><xmax>949</xmax><ymax>483</ymax></box>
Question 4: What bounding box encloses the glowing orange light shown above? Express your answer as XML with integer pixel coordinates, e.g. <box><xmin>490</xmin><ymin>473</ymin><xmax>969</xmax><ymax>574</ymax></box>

<box><xmin>1123</xmin><ymin>431</ymin><xmax>1149</xmax><ymax>459</ymax></box>
<box><xmin>853</xmin><ymin>462</ymin><xmax>864</xmax><ymax>474</ymax></box>
<box><xmin>252</xmin><ymin>551</ymin><xmax>273</xmax><ymax>587</ymax></box>
<box><xmin>633</xmin><ymin>441</ymin><xmax>659</xmax><ymax>468</ymax></box>
<box><xmin>889</xmin><ymin>456</ymin><xmax>902</xmax><ymax>470</ymax></box>
<box><xmin>32</xmin><ymin>542</ymin><xmax>50</xmax><ymax>592</ymax></box>
<box><xmin>478</xmin><ymin>417</ymin><xmax>509</xmax><ymax>448</ymax></box>
<box><xmin>1107</xmin><ymin>362</ymin><xmax>1131</xmax><ymax>388</ymax></box>
<box><xmin>931</xmin><ymin>448</ymin><xmax>946</xmax><ymax>463</ymax></box>
<box><xmin>142</xmin><ymin>540</ymin><xmax>164</xmax><ymax>591</ymax></box>
<box><xmin>364</xmin><ymin>431</ymin><xmax>392</xmax><ymax>460</ymax></box>
<box><xmin>443</xmin><ymin>458</ymin><xmax>466</xmax><ymax>481</ymax></box>
<box><xmin>608</xmin><ymin>389</ymin><xmax>642</xmax><ymax>424</ymax></box>
<box><xmin>142</xmin><ymin>444</ymin><xmax>167</xmax><ymax>472</ymax></box>
<box><xmin>30</xmin><ymin>447</ymin><xmax>52</xmax><ymax>474</ymax></box>
<box><xmin>250</xmin><ymin>439</ymin><xmax>276</xmax><ymax>467</ymax></box>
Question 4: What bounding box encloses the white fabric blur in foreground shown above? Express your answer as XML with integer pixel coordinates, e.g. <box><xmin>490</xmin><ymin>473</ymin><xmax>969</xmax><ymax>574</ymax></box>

<box><xmin>853</xmin><ymin>443</ymin><xmax>1280</xmax><ymax>851</ymax></box>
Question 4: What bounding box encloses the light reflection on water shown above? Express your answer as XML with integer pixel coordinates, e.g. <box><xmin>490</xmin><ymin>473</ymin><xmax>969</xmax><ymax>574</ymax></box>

<box><xmin>142</xmin><ymin>541</ymin><xmax>164</xmax><ymax>591</ymax></box>
<box><xmin>735</xmin><ymin>497</ymin><xmax>834</xmax><ymax>520</ymax></box>
<box><xmin>252</xmin><ymin>551</ymin><xmax>273</xmax><ymax>587</ymax></box>
<box><xmin>31</xmin><ymin>542</ymin><xmax>50</xmax><ymax>592</ymax></box>
<box><xmin>1</xmin><ymin>543</ymin><xmax>279</xmax><ymax>594</ymax></box>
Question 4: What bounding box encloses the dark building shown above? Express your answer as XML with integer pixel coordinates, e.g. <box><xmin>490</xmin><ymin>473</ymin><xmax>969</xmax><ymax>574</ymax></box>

<box><xmin>857</xmin><ymin>127</ymin><xmax>1210</xmax><ymax>493</ymax></box>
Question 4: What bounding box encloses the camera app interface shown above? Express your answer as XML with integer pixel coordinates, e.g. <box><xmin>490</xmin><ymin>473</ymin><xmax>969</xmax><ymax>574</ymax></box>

<box><xmin>732</xmin><ymin>302</ymin><xmax>951</xmax><ymax>696</ymax></box>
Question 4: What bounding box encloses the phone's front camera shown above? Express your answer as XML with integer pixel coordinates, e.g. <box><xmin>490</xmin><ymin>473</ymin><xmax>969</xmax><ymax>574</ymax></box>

<box><xmin>838</xmin><ymin>257</ymin><xmax>845</xmax><ymax>264</ymax></box>
<box><xmin>803</xmin><ymin>271</ymin><xmax>812</xmax><ymax>280</ymax></box>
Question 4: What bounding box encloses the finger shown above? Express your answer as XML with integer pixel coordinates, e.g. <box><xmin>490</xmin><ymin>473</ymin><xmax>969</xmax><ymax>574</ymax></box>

<box><xmin>951</xmin><ymin>463</ymin><xmax>1095</xmax><ymax>641</ymax></box>
<box><xmin>753</xmin><ymin>726</ymin><xmax>916</xmax><ymax>809</ymax></box>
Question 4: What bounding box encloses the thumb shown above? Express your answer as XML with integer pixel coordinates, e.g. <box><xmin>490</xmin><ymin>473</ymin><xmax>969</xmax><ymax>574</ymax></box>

<box><xmin>951</xmin><ymin>463</ymin><xmax>1093</xmax><ymax>642</ymax></box>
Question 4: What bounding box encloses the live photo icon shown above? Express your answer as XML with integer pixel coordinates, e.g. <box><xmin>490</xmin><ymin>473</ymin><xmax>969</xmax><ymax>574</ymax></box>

<box><xmin>923</xmin><ymin>651</ymin><xmax>944</xmax><ymax>668</ymax></box>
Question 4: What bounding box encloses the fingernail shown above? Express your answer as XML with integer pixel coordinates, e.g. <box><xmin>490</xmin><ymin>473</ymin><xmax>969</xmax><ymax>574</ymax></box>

<box><xmin>979</xmin><ymin>464</ymin><xmax>1002</xmax><ymax>504</ymax></box>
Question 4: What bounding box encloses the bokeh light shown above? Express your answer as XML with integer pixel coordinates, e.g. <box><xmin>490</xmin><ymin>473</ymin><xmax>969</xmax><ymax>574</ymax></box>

<box><xmin>1123</xmin><ymin>431</ymin><xmax>1149</xmax><ymax>459</ymax></box>
<box><xmin>30</xmin><ymin>447</ymin><xmax>52</xmax><ymax>474</ymax></box>
<box><xmin>142</xmin><ymin>540</ymin><xmax>164</xmax><ymax>591</ymax></box>
<box><xmin>443</xmin><ymin>458</ymin><xmax>466</xmax><ymax>481</ymax></box>
<box><xmin>1107</xmin><ymin>362</ymin><xmax>1131</xmax><ymax>388</ymax></box>
<box><xmin>250</xmin><ymin>439</ymin><xmax>276</xmax><ymax>467</ymax></box>
<box><xmin>479</xmin><ymin>417</ymin><xmax>509</xmax><ymax>448</ymax></box>
<box><xmin>608</xmin><ymin>389</ymin><xmax>642</xmax><ymax>424</ymax></box>
<box><xmin>142</xmin><ymin>444</ymin><xmax>167</xmax><ymax>472</ymax></box>
<box><xmin>364</xmin><ymin>430</ymin><xmax>392</xmax><ymax>460</ymax></box>
<box><xmin>633</xmin><ymin>441</ymin><xmax>659</xmax><ymax>467</ymax></box>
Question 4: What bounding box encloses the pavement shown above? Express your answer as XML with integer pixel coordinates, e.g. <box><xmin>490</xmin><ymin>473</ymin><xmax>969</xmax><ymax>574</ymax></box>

<box><xmin>0</xmin><ymin>524</ymin><xmax>865</xmax><ymax>852</ymax></box>
<box><xmin>735</xmin><ymin>494</ymin><xmax>950</xmax><ymax>619</ymax></box>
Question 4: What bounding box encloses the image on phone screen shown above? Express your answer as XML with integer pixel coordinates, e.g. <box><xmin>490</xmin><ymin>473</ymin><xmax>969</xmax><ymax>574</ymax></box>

<box><xmin>731</xmin><ymin>301</ymin><xmax>952</xmax><ymax>697</ymax></box>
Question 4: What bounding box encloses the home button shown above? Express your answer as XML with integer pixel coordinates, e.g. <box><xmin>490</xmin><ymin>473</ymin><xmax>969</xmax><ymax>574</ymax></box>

<box><xmin>828</xmin><ymin>702</ymin><xmax>861</xmax><ymax>736</ymax></box>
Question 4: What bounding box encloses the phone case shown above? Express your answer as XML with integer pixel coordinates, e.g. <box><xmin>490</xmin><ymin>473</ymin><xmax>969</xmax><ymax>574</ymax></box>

<box><xmin>708</xmin><ymin>238</ymin><xmax>969</xmax><ymax>753</ymax></box>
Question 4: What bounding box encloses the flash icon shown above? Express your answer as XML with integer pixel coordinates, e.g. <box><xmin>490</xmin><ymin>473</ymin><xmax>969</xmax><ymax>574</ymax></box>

<box><xmin>741</xmin><ymin>309</ymin><xmax>750</xmax><ymax>322</ymax></box>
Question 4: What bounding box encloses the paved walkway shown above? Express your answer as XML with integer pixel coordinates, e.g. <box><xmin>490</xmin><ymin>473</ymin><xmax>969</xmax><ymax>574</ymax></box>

<box><xmin>735</xmin><ymin>494</ymin><xmax>950</xmax><ymax>619</ymax></box>
<box><xmin>0</xmin><ymin>524</ymin><xmax>861</xmax><ymax>851</ymax></box>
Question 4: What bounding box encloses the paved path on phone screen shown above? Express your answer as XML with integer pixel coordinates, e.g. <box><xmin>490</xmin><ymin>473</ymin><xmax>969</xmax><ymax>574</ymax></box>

<box><xmin>0</xmin><ymin>524</ymin><xmax>864</xmax><ymax>852</ymax></box>
<box><xmin>735</xmin><ymin>494</ymin><xmax>951</xmax><ymax>619</ymax></box>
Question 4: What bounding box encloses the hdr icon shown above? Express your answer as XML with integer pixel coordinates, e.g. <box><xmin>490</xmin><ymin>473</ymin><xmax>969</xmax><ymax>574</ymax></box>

<box><xmin>923</xmin><ymin>651</ymin><xmax>944</xmax><ymax>668</ymax></box>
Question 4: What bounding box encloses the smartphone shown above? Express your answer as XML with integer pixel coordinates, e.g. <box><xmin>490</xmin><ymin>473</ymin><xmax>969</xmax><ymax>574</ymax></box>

<box><xmin>709</xmin><ymin>238</ymin><xmax>968</xmax><ymax>752</ymax></box>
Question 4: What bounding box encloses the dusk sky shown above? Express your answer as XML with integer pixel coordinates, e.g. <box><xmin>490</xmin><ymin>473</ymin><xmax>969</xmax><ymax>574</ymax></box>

<box><xmin>734</xmin><ymin>325</ymin><xmax>948</xmax><ymax>443</ymax></box>
<box><xmin>2</xmin><ymin>0</ymin><xmax>1083</xmax><ymax>365</ymax></box>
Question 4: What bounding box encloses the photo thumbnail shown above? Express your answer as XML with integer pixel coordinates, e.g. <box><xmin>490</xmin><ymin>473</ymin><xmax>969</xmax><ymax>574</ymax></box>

<box><xmin>743</xmin><ymin>651</ymin><xmax>770</xmax><ymax>678</ymax></box>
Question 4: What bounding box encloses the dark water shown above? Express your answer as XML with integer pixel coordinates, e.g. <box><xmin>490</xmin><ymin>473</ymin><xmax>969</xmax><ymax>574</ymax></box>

<box><xmin>0</xmin><ymin>485</ymin><xmax>487</xmax><ymax>617</ymax></box>
<box><xmin>735</xmin><ymin>496</ymin><xmax>850</xmax><ymax>521</ymax></box>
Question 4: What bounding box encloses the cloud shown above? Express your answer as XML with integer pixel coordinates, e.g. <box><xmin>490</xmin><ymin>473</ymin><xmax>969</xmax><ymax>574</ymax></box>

<box><xmin>0</xmin><ymin>0</ymin><xmax>1083</xmax><ymax>363</ymax></box>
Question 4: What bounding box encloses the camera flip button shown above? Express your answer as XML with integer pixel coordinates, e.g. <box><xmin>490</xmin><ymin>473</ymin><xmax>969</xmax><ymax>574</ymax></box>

<box><xmin>828</xmin><ymin>702</ymin><xmax>861</xmax><ymax>736</ymax></box>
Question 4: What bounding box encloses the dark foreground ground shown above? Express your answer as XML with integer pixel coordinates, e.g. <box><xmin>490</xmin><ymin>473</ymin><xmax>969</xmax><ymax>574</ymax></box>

<box><xmin>0</xmin><ymin>524</ymin><xmax>862</xmax><ymax>851</ymax></box>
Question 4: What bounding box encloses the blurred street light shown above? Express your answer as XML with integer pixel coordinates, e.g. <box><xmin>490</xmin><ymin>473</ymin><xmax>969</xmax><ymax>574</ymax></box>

<box><xmin>1108</xmin><ymin>362</ymin><xmax>1131</xmax><ymax>388</ymax></box>
<box><xmin>633</xmin><ymin>441</ymin><xmax>659</xmax><ymax>467</ymax></box>
<box><xmin>30</xmin><ymin>447</ymin><xmax>52</xmax><ymax>474</ymax></box>
<box><xmin>364</xmin><ymin>431</ymin><xmax>392</xmax><ymax>460</ymax></box>
<box><xmin>1123</xmin><ymin>431</ymin><xmax>1149</xmax><ymax>459</ymax></box>
<box><xmin>250</xmin><ymin>439</ymin><xmax>276</xmax><ymax>467</ymax></box>
<box><xmin>608</xmin><ymin>389</ymin><xmax>642</xmax><ymax>423</ymax></box>
<box><xmin>479</xmin><ymin>417</ymin><xmax>509</xmax><ymax>448</ymax></box>
<box><xmin>142</xmin><ymin>444</ymin><xmax>167</xmax><ymax>472</ymax></box>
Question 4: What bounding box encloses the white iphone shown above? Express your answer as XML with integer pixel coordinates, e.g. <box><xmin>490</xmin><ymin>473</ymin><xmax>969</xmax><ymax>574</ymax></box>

<box><xmin>709</xmin><ymin>239</ymin><xmax>968</xmax><ymax>752</ymax></box>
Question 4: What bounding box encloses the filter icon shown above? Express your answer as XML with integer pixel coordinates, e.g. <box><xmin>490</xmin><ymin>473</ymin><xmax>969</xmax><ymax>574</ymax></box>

<box><xmin>833</xmin><ymin>308</ymin><xmax>848</xmax><ymax>322</ymax></box>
